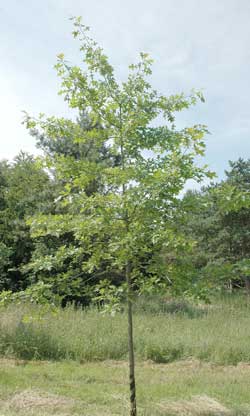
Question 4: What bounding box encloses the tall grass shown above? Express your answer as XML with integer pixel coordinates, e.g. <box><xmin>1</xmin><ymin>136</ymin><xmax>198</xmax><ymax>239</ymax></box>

<box><xmin>1</xmin><ymin>293</ymin><xmax>250</xmax><ymax>364</ymax></box>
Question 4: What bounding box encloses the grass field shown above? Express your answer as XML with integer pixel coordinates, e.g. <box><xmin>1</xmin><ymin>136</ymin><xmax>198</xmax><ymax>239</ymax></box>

<box><xmin>1</xmin><ymin>294</ymin><xmax>250</xmax><ymax>414</ymax></box>
<box><xmin>1</xmin><ymin>359</ymin><xmax>250</xmax><ymax>415</ymax></box>
<box><xmin>1</xmin><ymin>294</ymin><xmax>250</xmax><ymax>364</ymax></box>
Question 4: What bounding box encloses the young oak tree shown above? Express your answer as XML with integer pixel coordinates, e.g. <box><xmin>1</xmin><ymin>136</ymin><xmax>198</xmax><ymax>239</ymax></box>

<box><xmin>24</xmin><ymin>17</ymin><xmax>213</xmax><ymax>416</ymax></box>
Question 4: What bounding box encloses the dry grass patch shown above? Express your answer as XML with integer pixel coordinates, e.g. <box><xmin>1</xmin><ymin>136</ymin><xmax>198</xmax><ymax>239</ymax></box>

<box><xmin>157</xmin><ymin>395</ymin><xmax>231</xmax><ymax>415</ymax></box>
<box><xmin>1</xmin><ymin>389</ymin><xmax>76</xmax><ymax>415</ymax></box>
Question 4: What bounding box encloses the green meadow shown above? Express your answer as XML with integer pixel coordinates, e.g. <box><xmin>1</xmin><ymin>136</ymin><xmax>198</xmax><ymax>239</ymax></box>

<box><xmin>1</xmin><ymin>295</ymin><xmax>250</xmax><ymax>414</ymax></box>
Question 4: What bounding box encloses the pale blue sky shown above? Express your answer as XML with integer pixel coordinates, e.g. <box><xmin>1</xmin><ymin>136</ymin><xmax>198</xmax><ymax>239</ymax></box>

<box><xmin>0</xmin><ymin>0</ymin><xmax>249</xmax><ymax>181</ymax></box>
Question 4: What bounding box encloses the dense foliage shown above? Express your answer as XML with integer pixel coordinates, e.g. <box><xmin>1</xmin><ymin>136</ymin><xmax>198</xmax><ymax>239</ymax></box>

<box><xmin>0</xmin><ymin>153</ymin><xmax>53</xmax><ymax>292</ymax></box>
<box><xmin>180</xmin><ymin>158</ymin><xmax>250</xmax><ymax>293</ymax></box>
<box><xmin>2</xmin><ymin>156</ymin><xmax>249</xmax><ymax>300</ymax></box>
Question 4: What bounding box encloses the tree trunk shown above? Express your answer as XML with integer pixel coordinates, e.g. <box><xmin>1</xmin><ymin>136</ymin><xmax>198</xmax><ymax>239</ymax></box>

<box><xmin>244</xmin><ymin>276</ymin><xmax>250</xmax><ymax>295</ymax></box>
<box><xmin>126</xmin><ymin>262</ymin><xmax>137</xmax><ymax>416</ymax></box>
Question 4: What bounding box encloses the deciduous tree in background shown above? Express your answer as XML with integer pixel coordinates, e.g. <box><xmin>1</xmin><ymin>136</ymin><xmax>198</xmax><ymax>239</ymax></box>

<box><xmin>0</xmin><ymin>153</ymin><xmax>53</xmax><ymax>291</ymax></box>
<box><xmin>24</xmin><ymin>17</ymin><xmax>212</xmax><ymax>416</ymax></box>
<box><xmin>181</xmin><ymin>158</ymin><xmax>250</xmax><ymax>294</ymax></box>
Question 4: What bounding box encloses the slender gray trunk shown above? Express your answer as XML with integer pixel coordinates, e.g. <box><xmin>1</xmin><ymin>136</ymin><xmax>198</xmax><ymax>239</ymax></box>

<box><xmin>126</xmin><ymin>262</ymin><xmax>137</xmax><ymax>416</ymax></box>
<box><xmin>119</xmin><ymin>103</ymin><xmax>137</xmax><ymax>415</ymax></box>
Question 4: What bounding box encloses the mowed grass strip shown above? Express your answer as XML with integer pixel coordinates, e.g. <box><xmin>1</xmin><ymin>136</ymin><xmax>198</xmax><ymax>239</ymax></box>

<box><xmin>1</xmin><ymin>294</ymin><xmax>250</xmax><ymax>365</ymax></box>
<box><xmin>0</xmin><ymin>359</ymin><xmax>250</xmax><ymax>415</ymax></box>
